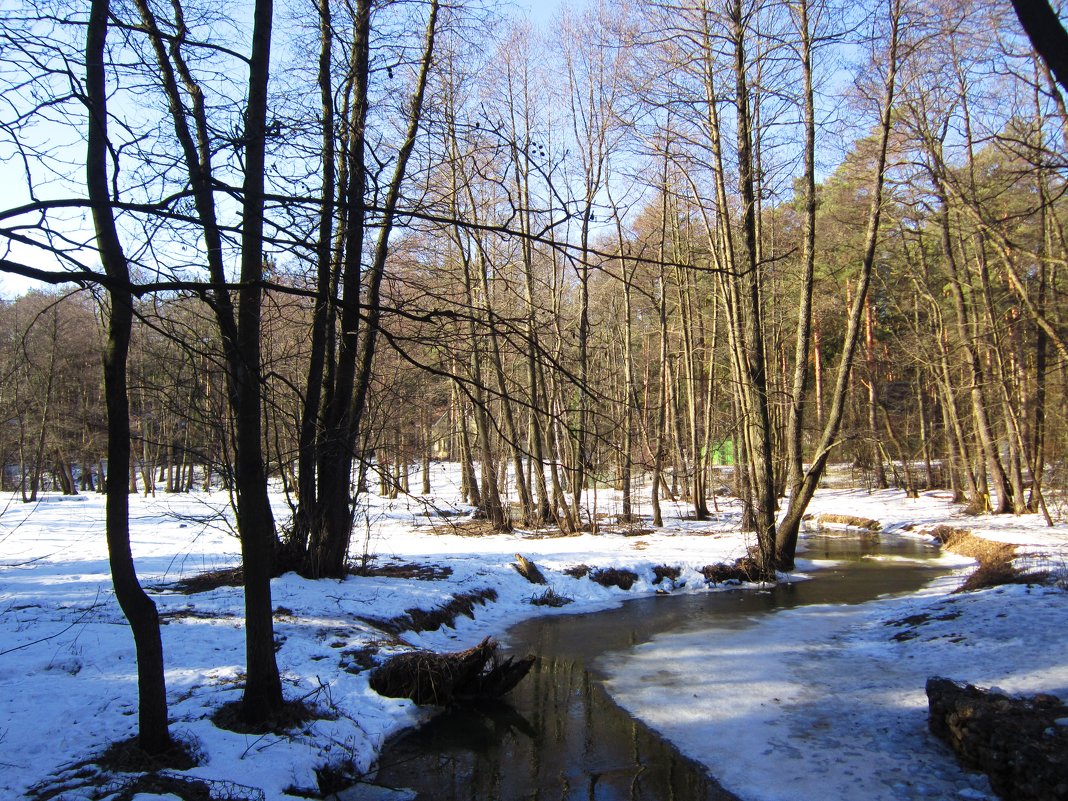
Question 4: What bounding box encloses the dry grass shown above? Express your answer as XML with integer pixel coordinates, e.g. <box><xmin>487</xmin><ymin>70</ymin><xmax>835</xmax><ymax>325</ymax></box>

<box><xmin>530</xmin><ymin>588</ymin><xmax>573</xmax><ymax>607</ymax></box>
<box><xmin>956</xmin><ymin>560</ymin><xmax>1040</xmax><ymax>592</ymax></box>
<box><xmin>350</xmin><ymin>561</ymin><xmax>453</xmax><ymax>581</ymax></box>
<box><xmin>426</xmin><ymin>518</ymin><xmax>513</xmax><ymax>537</ymax></box>
<box><xmin>652</xmin><ymin>565</ymin><xmax>682</xmax><ymax>585</ymax></box>
<box><xmin>929</xmin><ymin>526</ymin><xmax>1051</xmax><ymax>592</ymax></box>
<box><xmin>97</xmin><ymin>735</ymin><xmax>200</xmax><ymax>773</ymax></box>
<box><xmin>589</xmin><ymin>567</ymin><xmax>639</xmax><ymax>590</ymax></box>
<box><xmin>210</xmin><ymin>698</ymin><xmax>321</xmax><ymax>736</ymax></box>
<box><xmin>591</xmin><ymin>516</ymin><xmax>654</xmax><ymax>537</ymax></box>
<box><xmin>701</xmin><ymin>556</ymin><xmax>774</xmax><ymax>584</ymax></box>
<box><xmin>169</xmin><ymin>566</ymin><xmax>243</xmax><ymax>594</ymax></box>
<box><xmin>561</xmin><ymin>563</ymin><xmax>640</xmax><ymax>590</ymax></box>
<box><xmin>929</xmin><ymin>526</ymin><xmax>1015</xmax><ymax>562</ymax></box>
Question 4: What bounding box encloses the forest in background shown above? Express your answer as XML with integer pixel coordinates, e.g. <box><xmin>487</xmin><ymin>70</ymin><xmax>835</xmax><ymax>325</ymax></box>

<box><xmin>1</xmin><ymin>0</ymin><xmax>1065</xmax><ymax>744</ymax></box>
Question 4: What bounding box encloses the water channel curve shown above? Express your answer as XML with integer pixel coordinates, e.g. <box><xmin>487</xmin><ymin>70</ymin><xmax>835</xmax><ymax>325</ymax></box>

<box><xmin>372</xmin><ymin>533</ymin><xmax>948</xmax><ymax>801</ymax></box>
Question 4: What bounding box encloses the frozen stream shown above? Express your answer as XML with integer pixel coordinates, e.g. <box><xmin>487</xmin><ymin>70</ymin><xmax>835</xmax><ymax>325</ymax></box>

<box><xmin>373</xmin><ymin>534</ymin><xmax>949</xmax><ymax>800</ymax></box>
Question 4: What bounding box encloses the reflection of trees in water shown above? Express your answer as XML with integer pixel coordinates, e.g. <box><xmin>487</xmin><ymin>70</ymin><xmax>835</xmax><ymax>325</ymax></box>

<box><xmin>376</xmin><ymin>648</ymin><xmax>728</xmax><ymax>800</ymax></box>
<box><xmin>375</xmin><ymin>536</ymin><xmax>947</xmax><ymax>801</ymax></box>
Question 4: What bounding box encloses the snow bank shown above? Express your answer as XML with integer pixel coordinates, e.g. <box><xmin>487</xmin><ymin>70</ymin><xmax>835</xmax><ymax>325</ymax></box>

<box><xmin>1</xmin><ymin>472</ymin><xmax>1064</xmax><ymax>801</ymax></box>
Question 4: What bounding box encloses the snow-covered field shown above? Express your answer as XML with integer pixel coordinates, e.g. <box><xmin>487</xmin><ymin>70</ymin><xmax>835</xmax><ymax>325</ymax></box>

<box><xmin>1</xmin><ymin>465</ymin><xmax>1065</xmax><ymax>801</ymax></box>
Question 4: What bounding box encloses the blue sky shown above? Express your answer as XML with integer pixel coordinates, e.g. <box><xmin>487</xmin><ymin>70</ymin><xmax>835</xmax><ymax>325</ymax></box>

<box><xmin>511</xmin><ymin>0</ymin><xmax>584</xmax><ymax>26</ymax></box>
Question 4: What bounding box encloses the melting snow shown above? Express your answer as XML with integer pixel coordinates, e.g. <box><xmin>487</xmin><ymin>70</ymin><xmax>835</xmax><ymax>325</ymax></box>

<box><xmin>0</xmin><ymin>466</ymin><xmax>1065</xmax><ymax>800</ymax></box>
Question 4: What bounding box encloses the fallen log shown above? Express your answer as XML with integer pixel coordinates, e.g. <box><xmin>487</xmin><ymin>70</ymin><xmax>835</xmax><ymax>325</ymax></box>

<box><xmin>513</xmin><ymin>554</ymin><xmax>547</xmax><ymax>584</ymax></box>
<box><xmin>814</xmin><ymin>512</ymin><xmax>882</xmax><ymax>531</ymax></box>
<box><xmin>369</xmin><ymin>637</ymin><xmax>536</xmax><ymax>706</ymax></box>
<box><xmin>926</xmin><ymin>677</ymin><xmax>1068</xmax><ymax>801</ymax></box>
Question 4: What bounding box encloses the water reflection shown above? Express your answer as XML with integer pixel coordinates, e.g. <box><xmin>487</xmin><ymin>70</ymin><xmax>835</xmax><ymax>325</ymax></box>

<box><xmin>373</xmin><ymin>534</ymin><xmax>946</xmax><ymax>800</ymax></box>
<box><xmin>376</xmin><ymin>655</ymin><xmax>729</xmax><ymax>800</ymax></box>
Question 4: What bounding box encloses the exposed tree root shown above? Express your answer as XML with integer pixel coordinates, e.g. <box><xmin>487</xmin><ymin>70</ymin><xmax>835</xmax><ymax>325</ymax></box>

<box><xmin>369</xmin><ymin>637</ymin><xmax>535</xmax><ymax>706</ymax></box>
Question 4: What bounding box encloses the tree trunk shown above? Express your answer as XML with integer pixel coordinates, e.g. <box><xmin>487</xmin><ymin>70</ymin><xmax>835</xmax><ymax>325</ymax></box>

<box><xmin>934</xmin><ymin>183</ymin><xmax>1013</xmax><ymax>514</ymax></box>
<box><xmin>234</xmin><ymin>0</ymin><xmax>284</xmax><ymax>724</ymax></box>
<box><xmin>785</xmin><ymin>0</ymin><xmax>817</xmax><ymax>501</ymax></box>
<box><xmin>87</xmin><ymin>0</ymin><xmax>172</xmax><ymax>752</ymax></box>
<box><xmin>865</xmin><ymin>298</ymin><xmax>888</xmax><ymax>489</ymax></box>
<box><xmin>28</xmin><ymin>316</ymin><xmax>57</xmax><ymax>502</ymax></box>
<box><xmin>730</xmin><ymin>0</ymin><xmax>777</xmax><ymax>569</ymax></box>
<box><xmin>775</xmin><ymin>0</ymin><xmax>903</xmax><ymax>568</ymax></box>
<box><xmin>290</xmin><ymin>0</ymin><xmax>337</xmax><ymax>559</ymax></box>
<box><xmin>311</xmin><ymin>0</ymin><xmax>439</xmax><ymax>575</ymax></box>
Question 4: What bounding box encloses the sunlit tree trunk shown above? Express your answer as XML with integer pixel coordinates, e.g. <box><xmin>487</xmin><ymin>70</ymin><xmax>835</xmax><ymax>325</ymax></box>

<box><xmin>775</xmin><ymin>0</ymin><xmax>903</xmax><ymax>567</ymax></box>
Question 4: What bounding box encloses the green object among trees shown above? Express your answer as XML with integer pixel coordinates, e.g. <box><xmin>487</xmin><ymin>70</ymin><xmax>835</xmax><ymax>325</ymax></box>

<box><xmin>708</xmin><ymin>441</ymin><xmax>734</xmax><ymax>466</ymax></box>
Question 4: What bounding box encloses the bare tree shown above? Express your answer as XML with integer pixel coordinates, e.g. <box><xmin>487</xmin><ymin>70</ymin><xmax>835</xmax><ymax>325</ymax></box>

<box><xmin>86</xmin><ymin>0</ymin><xmax>171</xmax><ymax>753</ymax></box>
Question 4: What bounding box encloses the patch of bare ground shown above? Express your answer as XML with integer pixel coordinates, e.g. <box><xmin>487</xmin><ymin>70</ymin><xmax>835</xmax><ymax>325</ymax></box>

<box><xmin>884</xmin><ymin>606</ymin><xmax>963</xmax><ymax>641</ymax></box>
<box><xmin>360</xmin><ymin>588</ymin><xmax>498</xmax><ymax>635</ymax></box>
<box><xmin>211</xmin><ymin>698</ymin><xmax>326</xmax><ymax>736</ymax></box>
<box><xmin>114</xmin><ymin>773</ymin><xmax>263</xmax><ymax>801</ymax></box>
<box><xmin>427</xmin><ymin>518</ymin><xmax>512</xmax><ymax>537</ymax></box>
<box><xmin>701</xmin><ymin>555</ymin><xmax>774</xmax><ymax>584</ymax></box>
<box><xmin>430</xmin><ymin>512</ymin><xmax>660</xmax><ymax>538</ymax></box>
<box><xmin>589</xmin><ymin>567</ymin><xmax>639</xmax><ymax>590</ymax></box>
<box><xmin>103</xmin><ymin>774</ymin><xmax>216</xmax><ymax>801</ymax></box>
<box><xmin>350</xmin><ymin>560</ymin><xmax>453</xmax><ymax>581</ymax></box>
<box><xmin>96</xmin><ymin>734</ymin><xmax>200</xmax><ymax>773</ymax></box>
<box><xmin>159</xmin><ymin>607</ymin><xmax>238</xmax><ymax>623</ymax></box>
<box><xmin>928</xmin><ymin>526</ymin><xmax>1051</xmax><ymax>592</ymax></box>
<box><xmin>27</xmin><ymin>735</ymin><xmax>216</xmax><ymax>801</ymax></box>
<box><xmin>652</xmin><ymin>565</ymin><xmax>682</xmax><ymax>584</ymax></box>
<box><xmin>561</xmin><ymin>564</ymin><xmax>640</xmax><ymax>590</ymax></box>
<box><xmin>339</xmin><ymin>644</ymin><xmax>379</xmax><ymax>674</ymax></box>
<box><xmin>564</xmin><ymin>564</ymin><xmax>591</xmax><ymax>579</ymax></box>
<box><xmin>168</xmin><ymin>566</ymin><xmax>243</xmax><ymax>594</ymax></box>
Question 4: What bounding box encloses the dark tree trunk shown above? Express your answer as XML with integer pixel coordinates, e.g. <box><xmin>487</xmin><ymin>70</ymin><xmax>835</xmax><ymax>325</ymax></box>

<box><xmin>1010</xmin><ymin>0</ymin><xmax>1068</xmax><ymax>95</ymax></box>
<box><xmin>290</xmin><ymin>0</ymin><xmax>336</xmax><ymax>560</ymax></box>
<box><xmin>86</xmin><ymin>0</ymin><xmax>171</xmax><ymax>753</ymax></box>
<box><xmin>235</xmin><ymin>0</ymin><xmax>284</xmax><ymax>724</ymax></box>
<box><xmin>305</xmin><ymin>0</ymin><xmax>439</xmax><ymax>577</ymax></box>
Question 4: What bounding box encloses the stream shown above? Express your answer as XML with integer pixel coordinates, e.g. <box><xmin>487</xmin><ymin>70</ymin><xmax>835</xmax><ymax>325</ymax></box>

<box><xmin>371</xmin><ymin>533</ymin><xmax>948</xmax><ymax>801</ymax></box>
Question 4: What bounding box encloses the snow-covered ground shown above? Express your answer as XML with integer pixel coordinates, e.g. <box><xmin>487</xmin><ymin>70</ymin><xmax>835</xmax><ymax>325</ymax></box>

<box><xmin>0</xmin><ymin>465</ymin><xmax>1065</xmax><ymax>801</ymax></box>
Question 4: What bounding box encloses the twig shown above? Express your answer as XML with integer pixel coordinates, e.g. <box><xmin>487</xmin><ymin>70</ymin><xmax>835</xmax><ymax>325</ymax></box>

<box><xmin>0</xmin><ymin>592</ymin><xmax>103</xmax><ymax>657</ymax></box>
<box><xmin>240</xmin><ymin>732</ymin><xmax>277</xmax><ymax>760</ymax></box>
